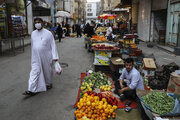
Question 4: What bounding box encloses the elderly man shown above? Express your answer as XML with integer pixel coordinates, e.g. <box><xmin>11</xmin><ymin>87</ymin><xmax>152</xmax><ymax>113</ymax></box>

<box><xmin>23</xmin><ymin>18</ymin><xmax>59</xmax><ymax>95</ymax></box>
<box><xmin>114</xmin><ymin>58</ymin><xmax>144</xmax><ymax>101</ymax></box>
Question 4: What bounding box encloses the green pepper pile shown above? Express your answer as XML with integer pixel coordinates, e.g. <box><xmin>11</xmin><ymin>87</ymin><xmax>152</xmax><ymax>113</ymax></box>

<box><xmin>142</xmin><ymin>91</ymin><xmax>175</xmax><ymax>115</ymax></box>
<box><xmin>83</xmin><ymin>71</ymin><xmax>111</xmax><ymax>88</ymax></box>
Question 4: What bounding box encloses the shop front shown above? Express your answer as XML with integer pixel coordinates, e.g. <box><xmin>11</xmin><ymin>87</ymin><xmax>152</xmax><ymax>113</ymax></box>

<box><xmin>0</xmin><ymin>0</ymin><xmax>26</xmax><ymax>55</ymax></box>
<box><xmin>0</xmin><ymin>2</ymin><xmax>7</xmax><ymax>39</ymax></box>
<box><xmin>0</xmin><ymin>0</ymin><xmax>27</xmax><ymax>38</ymax></box>
<box><xmin>166</xmin><ymin>0</ymin><xmax>180</xmax><ymax>46</ymax></box>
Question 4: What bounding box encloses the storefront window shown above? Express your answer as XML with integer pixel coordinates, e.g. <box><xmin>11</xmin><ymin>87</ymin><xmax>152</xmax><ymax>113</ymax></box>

<box><xmin>0</xmin><ymin>3</ymin><xmax>7</xmax><ymax>39</ymax></box>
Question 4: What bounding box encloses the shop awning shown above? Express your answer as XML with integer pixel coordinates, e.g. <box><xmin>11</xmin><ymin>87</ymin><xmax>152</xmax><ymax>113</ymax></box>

<box><xmin>115</xmin><ymin>0</ymin><xmax>132</xmax><ymax>8</ymax></box>
<box><xmin>39</xmin><ymin>0</ymin><xmax>55</xmax><ymax>6</ymax></box>
<box><xmin>112</xmin><ymin>8</ymin><xmax>129</xmax><ymax>12</ymax></box>
<box><xmin>55</xmin><ymin>11</ymin><xmax>71</xmax><ymax>18</ymax></box>
<box><xmin>98</xmin><ymin>14</ymin><xmax>117</xmax><ymax>20</ymax></box>
<box><xmin>33</xmin><ymin>6</ymin><xmax>50</xmax><ymax>16</ymax></box>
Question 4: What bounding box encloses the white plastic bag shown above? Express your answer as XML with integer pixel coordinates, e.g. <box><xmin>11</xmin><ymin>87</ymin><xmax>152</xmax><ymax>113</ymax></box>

<box><xmin>54</xmin><ymin>61</ymin><xmax>62</xmax><ymax>75</ymax></box>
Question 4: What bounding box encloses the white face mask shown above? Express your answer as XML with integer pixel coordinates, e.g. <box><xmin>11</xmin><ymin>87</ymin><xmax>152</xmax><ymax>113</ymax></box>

<box><xmin>35</xmin><ymin>23</ymin><xmax>42</xmax><ymax>30</ymax></box>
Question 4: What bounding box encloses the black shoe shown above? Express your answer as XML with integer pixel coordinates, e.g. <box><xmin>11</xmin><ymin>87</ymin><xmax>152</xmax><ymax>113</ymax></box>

<box><xmin>120</xmin><ymin>94</ymin><xmax>126</xmax><ymax>102</ymax></box>
<box><xmin>125</xmin><ymin>107</ymin><xmax>132</xmax><ymax>112</ymax></box>
<box><xmin>22</xmin><ymin>91</ymin><xmax>37</xmax><ymax>96</ymax></box>
<box><xmin>46</xmin><ymin>84</ymin><xmax>53</xmax><ymax>90</ymax></box>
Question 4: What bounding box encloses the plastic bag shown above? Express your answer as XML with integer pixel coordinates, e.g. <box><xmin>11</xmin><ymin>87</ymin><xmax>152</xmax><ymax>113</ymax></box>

<box><xmin>54</xmin><ymin>61</ymin><xmax>62</xmax><ymax>75</ymax></box>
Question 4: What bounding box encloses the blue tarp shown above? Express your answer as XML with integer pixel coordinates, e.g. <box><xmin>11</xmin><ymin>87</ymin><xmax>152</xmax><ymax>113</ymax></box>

<box><xmin>50</xmin><ymin>27</ymin><xmax>57</xmax><ymax>31</ymax></box>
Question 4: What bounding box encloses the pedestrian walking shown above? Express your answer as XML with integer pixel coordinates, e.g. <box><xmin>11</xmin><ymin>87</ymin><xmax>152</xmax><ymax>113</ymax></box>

<box><xmin>65</xmin><ymin>23</ymin><xmax>70</xmax><ymax>36</ymax></box>
<box><xmin>56</xmin><ymin>23</ymin><xmax>63</xmax><ymax>42</ymax></box>
<box><xmin>84</xmin><ymin>23</ymin><xmax>95</xmax><ymax>37</ymax></box>
<box><xmin>23</xmin><ymin>18</ymin><xmax>60</xmax><ymax>95</ymax></box>
<box><xmin>75</xmin><ymin>24</ymin><xmax>82</xmax><ymax>38</ymax></box>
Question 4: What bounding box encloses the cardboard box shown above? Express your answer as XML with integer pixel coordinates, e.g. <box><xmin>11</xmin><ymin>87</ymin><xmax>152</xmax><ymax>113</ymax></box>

<box><xmin>167</xmin><ymin>72</ymin><xmax>180</xmax><ymax>101</ymax></box>
<box><xmin>143</xmin><ymin>58</ymin><xmax>156</xmax><ymax>70</ymax></box>
<box><xmin>94</xmin><ymin>51</ymin><xmax>111</xmax><ymax>65</ymax></box>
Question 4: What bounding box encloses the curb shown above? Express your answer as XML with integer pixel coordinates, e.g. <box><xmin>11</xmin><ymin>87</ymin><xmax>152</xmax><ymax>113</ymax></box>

<box><xmin>156</xmin><ymin>44</ymin><xmax>174</xmax><ymax>54</ymax></box>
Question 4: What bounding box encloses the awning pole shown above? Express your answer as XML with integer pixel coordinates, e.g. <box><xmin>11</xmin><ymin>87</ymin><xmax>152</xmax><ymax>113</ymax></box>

<box><xmin>51</xmin><ymin>1</ymin><xmax>55</xmax><ymax>27</ymax></box>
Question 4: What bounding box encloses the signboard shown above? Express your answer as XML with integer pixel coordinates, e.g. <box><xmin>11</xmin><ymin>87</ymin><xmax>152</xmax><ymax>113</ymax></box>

<box><xmin>0</xmin><ymin>0</ymin><xmax>15</xmax><ymax>3</ymax></box>
<box><xmin>143</xmin><ymin>58</ymin><xmax>156</xmax><ymax>70</ymax></box>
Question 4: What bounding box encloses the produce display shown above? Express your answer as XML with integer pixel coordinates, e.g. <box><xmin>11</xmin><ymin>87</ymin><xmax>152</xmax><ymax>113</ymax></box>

<box><xmin>90</xmin><ymin>35</ymin><xmax>108</xmax><ymax>42</ymax></box>
<box><xmin>82</xmin><ymin>72</ymin><xmax>111</xmax><ymax>89</ymax></box>
<box><xmin>95</xmin><ymin>27</ymin><xmax>107</xmax><ymax>33</ymax></box>
<box><xmin>100</xmin><ymin>85</ymin><xmax>112</xmax><ymax>91</ymax></box>
<box><xmin>93</xmin><ymin>44</ymin><xmax>119</xmax><ymax>51</ymax></box>
<box><xmin>81</xmin><ymin>82</ymin><xmax>93</xmax><ymax>93</ymax></box>
<box><xmin>141</xmin><ymin>91</ymin><xmax>175</xmax><ymax>115</ymax></box>
<box><xmin>75</xmin><ymin>92</ymin><xmax>117</xmax><ymax>120</ymax></box>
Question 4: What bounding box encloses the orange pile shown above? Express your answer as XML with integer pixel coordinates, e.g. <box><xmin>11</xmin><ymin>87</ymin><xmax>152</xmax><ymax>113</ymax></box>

<box><xmin>90</xmin><ymin>35</ymin><xmax>108</xmax><ymax>42</ymax></box>
<box><xmin>75</xmin><ymin>93</ymin><xmax>117</xmax><ymax>120</ymax></box>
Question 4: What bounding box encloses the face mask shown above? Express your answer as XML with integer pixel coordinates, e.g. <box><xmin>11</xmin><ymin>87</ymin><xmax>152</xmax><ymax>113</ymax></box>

<box><xmin>35</xmin><ymin>23</ymin><xmax>42</xmax><ymax>30</ymax></box>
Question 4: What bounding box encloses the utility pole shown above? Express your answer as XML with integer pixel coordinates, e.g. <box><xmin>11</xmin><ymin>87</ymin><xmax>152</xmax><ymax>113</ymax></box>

<box><xmin>78</xmin><ymin>0</ymin><xmax>80</xmax><ymax>24</ymax></box>
<box><xmin>51</xmin><ymin>1</ymin><xmax>55</xmax><ymax>26</ymax></box>
<box><xmin>24</xmin><ymin>0</ymin><xmax>28</xmax><ymax>34</ymax></box>
<box><xmin>63</xmin><ymin>0</ymin><xmax>65</xmax><ymax>11</ymax></box>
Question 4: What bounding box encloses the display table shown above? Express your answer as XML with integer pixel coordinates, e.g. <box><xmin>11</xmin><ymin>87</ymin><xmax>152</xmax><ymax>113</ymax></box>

<box><xmin>110</xmin><ymin>57</ymin><xmax>124</xmax><ymax>71</ymax></box>
<box><xmin>93</xmin><ymin>48</ymin><xmax>120</xmax><ymax>74</ymax></box>
<box><xmin>110</xmin><ymin>57</ymin><xmax>124</xmax><ymax>81</ymax></box>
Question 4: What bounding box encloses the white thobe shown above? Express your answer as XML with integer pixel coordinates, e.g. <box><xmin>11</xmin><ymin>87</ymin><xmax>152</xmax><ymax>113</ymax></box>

<box><xmin>28</xmin><ymin>28</ymin><xmax>59</xmax><ymax>92</ymax></box>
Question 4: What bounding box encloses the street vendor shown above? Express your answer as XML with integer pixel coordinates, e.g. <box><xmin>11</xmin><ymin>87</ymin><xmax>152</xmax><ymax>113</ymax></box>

<box><xmin>114</xmin><ymin>58</ymin><xmax>144</xmax><ymax>101</ymax></box>
<box><xmin>105</xmin><ymin>23</ymin><xmax>114</xmax><ymax>41</ymax></box>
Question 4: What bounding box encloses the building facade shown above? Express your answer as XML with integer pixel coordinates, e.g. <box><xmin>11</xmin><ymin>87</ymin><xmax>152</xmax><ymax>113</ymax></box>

<box><xmin>86</xmin><ymin>1</ymin><xmax>97</xmax><ymax>23</ymax></box>
<box><xmin>166</xmin><ymin>0</ymin><xmax>180</xmax><ymax>47</ymax></box>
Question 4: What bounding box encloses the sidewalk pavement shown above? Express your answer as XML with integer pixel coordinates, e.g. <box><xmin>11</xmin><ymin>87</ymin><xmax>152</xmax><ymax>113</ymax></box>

<box><xmin>137</xmin><ymin>41</ymin><xmax>180</xmax><ymax>66</ymax></box>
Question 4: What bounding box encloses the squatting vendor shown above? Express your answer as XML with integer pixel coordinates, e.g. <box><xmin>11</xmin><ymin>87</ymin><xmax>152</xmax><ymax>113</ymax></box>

<box><xmin>114</xmin><ymin>58</ymin><xmax>144</xmax><ymax>101</ymax></box>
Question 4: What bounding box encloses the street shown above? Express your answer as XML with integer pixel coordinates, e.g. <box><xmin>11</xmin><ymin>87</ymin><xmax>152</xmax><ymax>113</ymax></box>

<box><xmin>0</xmin><ymin>37</ymin><xmax>93</xmax><ymax>120</ymax></box>
<box><xmin>0</xmin><ymin>36</ymin><xmax>180</xmax><ymax>120</ymax></box>
<box><xmin>0</xmin><ymin>0</ymin><xmax>180</xmax><ymax>120</ymax></box>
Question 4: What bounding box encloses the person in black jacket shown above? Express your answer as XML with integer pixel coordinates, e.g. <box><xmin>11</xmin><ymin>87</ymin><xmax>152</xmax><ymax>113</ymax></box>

<box><xmin>75</xmin><ymin>24</ymin><xmax>82</xmax><ymax>38</ymax></box>
<box><xmin>56</xmin><ymin>24</ymin><xmax>63</xmax><ymax>42</ymax></box>
<box><xmin>65</xmin><ymin>23</ymin><xmax>70</xmax><ymax>36</ymax></box>
<box><xmin>84</xmin><ymin>23</ymin><xmax>95</xmax><ymax>37</ymax></box>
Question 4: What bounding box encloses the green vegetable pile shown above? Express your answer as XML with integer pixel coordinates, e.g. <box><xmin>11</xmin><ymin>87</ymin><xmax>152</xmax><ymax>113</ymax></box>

<box><xmin>142</xmin><ymin>91</ymin><xmax>175</xmax><ymax>115</ymax></box>
<box><xmin>83</xmin><ymin>71</ymin><xmax>111</xmax><ymax>88</ymax></box>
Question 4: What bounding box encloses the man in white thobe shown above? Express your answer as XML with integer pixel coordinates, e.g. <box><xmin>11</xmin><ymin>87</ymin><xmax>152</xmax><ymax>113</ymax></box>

<box><xmin>23</xmin><ymin>18</ymin><xmax>59</xmax><ymax>95</ymax></box>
